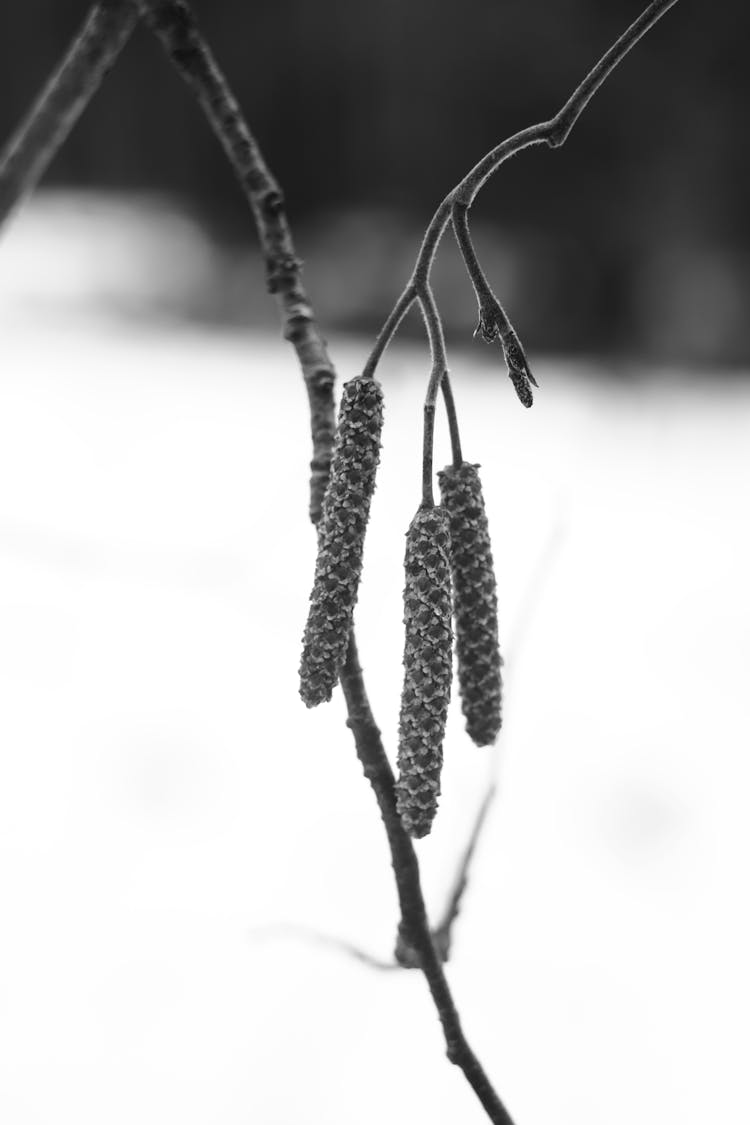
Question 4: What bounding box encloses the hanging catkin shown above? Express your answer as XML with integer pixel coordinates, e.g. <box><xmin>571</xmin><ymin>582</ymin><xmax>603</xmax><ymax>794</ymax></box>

<box><xmin>396</xmin><ymin>505</ymin><xmax>453</xmax><ymax>838</ymax></box>
<box><xmin>299</xmin><ymin>376</ymin><xmax>384</xmax><ymax>707</ymax></box>
<box><xmin>438</xmin><ymin>462</ymin><xmax>502</xmax><ymax>746</ymax></box>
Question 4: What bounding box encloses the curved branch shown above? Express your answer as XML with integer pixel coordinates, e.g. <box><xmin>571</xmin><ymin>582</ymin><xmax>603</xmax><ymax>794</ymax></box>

<box><xmin>137</xmin><ymin>0</ymin><xmax>336</xmax><ymax>525</ymax></box>
<box><xmin>341</xmin><ymin>634</ymin><xmax>515</xmax><ymax>1125</ymax></box>
<box><xmin>378</xmin><ymin>0</ymin><xmax>682</xmax><ymax>352</ymax></box>
<box><xmin>452</xmin><ymin>202</ymin><xmax>536</xmax><ymax>406</ymax></box>
<box><xmin>247</xmin><ymin>922</ymin><xmax>402</xmax><ymax>972</ymax></box>
<box><xmin>433</xmin><ymin>783</ymin><xmax>497</xmax><ymax>959</ymax></box>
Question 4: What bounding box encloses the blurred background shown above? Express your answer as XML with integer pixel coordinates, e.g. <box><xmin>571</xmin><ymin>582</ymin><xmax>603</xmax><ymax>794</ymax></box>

<box><xmin>1</xmin><ymin>5</ymin><xmax>750</xmax><ymax>1125</ymax></box>
<box><xmin>1</xmin><ymin>0</ymin><xmax>748</xmax><ymax>363</ymax></box>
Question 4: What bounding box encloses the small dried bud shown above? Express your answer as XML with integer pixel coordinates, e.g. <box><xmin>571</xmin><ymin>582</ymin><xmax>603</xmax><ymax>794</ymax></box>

<box><xmin>396</xmin><ymin>506</ymin><xmax>453</xmax><ymax>838</ymax></box>
<box><xmin>501</xmin><ymin>326</ymin><xmax>537</xmax><ymax>408</ymax></box>
<box><xmin>299</xmin><ymin>376</ymin><xmax>384</xmax><ymax>707</ymax></box>
<box><xmin>476</xmin><ymin>301</ymin><xmax>536</xmax><ymax>407</ymax></box>
<box><xmin>438</xmin><ymin>462</ymin><xmax>502</xmax><ymax>747</ymax></box>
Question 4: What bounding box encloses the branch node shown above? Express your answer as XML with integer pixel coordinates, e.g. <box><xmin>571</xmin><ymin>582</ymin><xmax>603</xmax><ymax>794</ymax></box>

<box><xmin>259</xmin><ymin>187</ymin><xmax>285</xmax><ymax>218</ymax></box>
<box><xmin>266</xmin><ymin>252</ymin><xmax>303</xmax><ymax>295</ymax></box>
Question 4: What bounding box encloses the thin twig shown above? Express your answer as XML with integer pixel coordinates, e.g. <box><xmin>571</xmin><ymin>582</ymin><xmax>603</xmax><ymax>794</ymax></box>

<box><xmin>452</xmin><ymin>202</ymin><xmax>536</xmax><ymax>407</ymax></box>
<box><xmin>361</xmin><ymin>282</ymin><xmax>417</xmax><ymax>380</ymax></box>
<box><xmin>439</xmin><ymin>373</ymin><xmax>463</xmax><ymax>470</ymax></box>
<box><xmin>139</xmin><ymin>3</ymin><xmax>517</xmax><ymax>1120</ymax></box>
<box><xmin>417</xmin><ymin>284</ymin><xmax>464</xmax><ymax>504</ymax></box>
<box><xmin>433</xmin><ymin>783</ymin><xmax>498</xmax><ymax>959</ymax></box>
<box><xmin>342</xmin><ymin>634</ymin><xmax>515</xmax><ymax>1125</ymax></box>
<box><xmin>363</xmin><ymin>0</ymin><xmax>682</xmax><ymax>403</ymax></box>
<box><xmin>399</xmin><ymin>520</ymin><xmax>568</xmax><ymax>973</ymax></box>
<box><xmin>247</xmin><ymin>922</ymin><xmax>401</xmax><ymax>972</ymax></box>
<box><xmin>459</xmin><ymin>0</ymin><xmax>682</xmax><ymax>201</ymax></box>
<box><xmin>0</xmin><ymin>2</ymin><xmax>680</xmax><ymax>1118</ymax></box>
<box><xmin>0</xmin><ymin>0</ymin><xmax>138</xmax><ymax>230</ymax></box>
<box><xmin>136</xmin><ymin>0</ymin><xmax>336</xmax><ymax>525</ymax></box>
<box><xmin>418</xmin><ymin>285</ymin><xmax>450</xmax><ymax>506</ymax></box>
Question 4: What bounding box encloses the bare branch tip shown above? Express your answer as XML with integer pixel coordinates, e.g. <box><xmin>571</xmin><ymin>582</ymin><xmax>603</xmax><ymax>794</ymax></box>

<box><xmin>509</xmin><ymin>371</ymin><xmax>534</xmax><ymax>408</ymax></box>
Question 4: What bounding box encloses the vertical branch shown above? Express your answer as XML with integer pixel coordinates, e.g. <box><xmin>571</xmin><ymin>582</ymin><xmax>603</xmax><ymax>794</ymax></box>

<box><xmin>137</xmin><ymin>0</ymin><xmax>336</xmax><ymax>524</ymax></box>
<box><xmin>361</xmin><ymin>282</ymin><xmax>417</xmax><ymax>380</ymax></box>
<box><xmin>432</xmin><ymin>783</ymin><xmax>497</xmax><ymax>958</ymax></box>
<box><xmin>342</xmin><ymin>636</ymin><xmax>515</xmax><ymax>1125</ymax></box>
<box><xmin>0</xmin><ymin>0</ymin><xmax>138</xmax><ymax>230</ymax></box>
<box><xmin>138</xmin><ymin>4</ymin><xmax>517</xmax><ymax>1120</ymax></box>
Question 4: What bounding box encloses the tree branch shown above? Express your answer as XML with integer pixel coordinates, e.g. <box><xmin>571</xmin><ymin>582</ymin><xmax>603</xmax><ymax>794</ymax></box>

<box><xmin>246</xmin><ymin>922</ymin><xmax>402</xmax><ymax>973</ymax></box>
<box><xmin>364</xmin><ymin>0</ymin><xmax>682</xmax><ymax>404</ymax></box>
<box><xmin>138</xmin><ymin>2</ymin><xmax>517</xmax><ymax>1120</ymax></box>
<box><xmin>341</xmin><ymin>634</ymin><xmax>515</xmax><ymax>1124</ymax></box>
<box><xmin>432</xmin><ymin>783</ymin><xmax>497</xmax><ymax>961</ymax></box>
<box><xmin>0</xmin><ymin>0</ymin><xmax>138</xmax><ymax>230</ymax></box>
<box><xmin>452</xmin><ymin>201</ymin><xmax>536</xmax><ymax>406</ymax></box>
<box><xmin>418</xmin><ymin>284</ymin><xmax>450</xmax><ymax>507</ymax></box>
<box><xmin>136</xmin><ymin>0</ymin><xmax>336</xmax><ymax>525</ymax></box>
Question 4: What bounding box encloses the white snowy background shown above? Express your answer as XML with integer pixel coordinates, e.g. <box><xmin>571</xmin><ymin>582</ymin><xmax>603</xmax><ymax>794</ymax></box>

<box><xmin>0</xmin><ymin>193</ymin><xmax>748</xmax><ymax>1124</ymax></box>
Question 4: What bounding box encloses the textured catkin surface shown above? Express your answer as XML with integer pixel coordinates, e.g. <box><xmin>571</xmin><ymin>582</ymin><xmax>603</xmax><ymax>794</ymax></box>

<box><xmin>299</xmin><ymin>376</ymin><xmax>384</xmax><ymax>707</ymax></box>
<box><xmin>396</xmin><ymin>505</ymin><xmax>453</xmax><ymax>838</ymax></box>
<box><xmin>438</xmin><ymin>462</ymin><xmax>503</xmax><ymax>746</ymax></box>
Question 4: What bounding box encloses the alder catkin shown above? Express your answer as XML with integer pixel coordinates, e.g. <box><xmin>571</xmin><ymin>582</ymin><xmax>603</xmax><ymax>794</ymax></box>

<box><xmin>438</xmin><ymin>462</ymin><xmax>502</xmax><ymax>746</ymax></box>
<box><xmin>299</xmin><ymin>376</ymin><xmax>384</xmax><ymax>707</ymax></box>
<box><xmin>395</xmin><ymin>505</ymin><xmax>453</xmax><ymax>838</ymax></box>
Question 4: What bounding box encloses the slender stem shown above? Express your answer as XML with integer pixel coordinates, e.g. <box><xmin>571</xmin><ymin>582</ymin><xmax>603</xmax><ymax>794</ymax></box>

<box><xmin>457</xmin><ymin>0</ymin><xmax>681</xmax><ymax>205</ymax></box>
<box><xmin>139</xmin><ymin>3</ymin><xmax>517</xmax><ymax>1120</ymax></box>
<box><xmin>452</xmin><ymin>203</ymin><xmax>507</xmax><ymax>333</ymax></box>
<box><xmin>541</xmin><ymin>0</ymin><xmax>681</xmax><ymax>150</ymax></box>
<box><xmin>454</xmin><ymin>0</ymin><xmax>681</xmax><ymax>209</ymax></box>
<box><xmin>417</xmin><ymin>285</ymin><xmax>450</xmax><ymax>506</ymax></box>
<box><xmin>378</xmin><ymin>0</ymin><xmax>682</xmax><ymax>339</ymax></box>
<box><xmin>422</xmin><ymin>397</ymin><xmax>438</xmax><ymax>507</ymax></box>
<box><xmin>452</xmin><ymin>202</ymin><xmax>536</xmax><ymax>406</ymax></box>
<box><xmin>416</xmin><ymin>285</ymin><xmax>463</xmax><ymax>492</ymax></box>
<box><xmin>0</xmin><ymin>0</ymin><xmax>138</xmax><ymax>230</ymax></box>
<box><xmin>440</xmin><ymin>375</ymin><xmax>463</xmax><ymax>469</ymax></box>
<box><xmin>433</xmin><ymin>783</ymin><xmax>497</xmax><ymax>959</ymax></box>
<box><xmin>247</xmin><ymin>923</ymin><xmax>402</xmax><ymax>972</ymax></box>
<box><xmin>362</xmin><ymin>282</ymin><xmax>417</xmax><ymax>379</ymax></box>
<box><xmin>137</xmin><ymin>0</ymin><xmax>336</xmax><ymax>525</ymax></box>
<box><xmin>411</xmin><ymin>198</ymin><xmax>454</xmax><ymax>289</ymax></box>
<box><xmin>341</xmin><ymin>635</ymin><xmax>515</xmax><ymax>1125</ymax></box>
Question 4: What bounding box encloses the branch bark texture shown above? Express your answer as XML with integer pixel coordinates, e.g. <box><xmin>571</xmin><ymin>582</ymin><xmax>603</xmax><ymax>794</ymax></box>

<box><xmin>342</xmin><ymin>635</ymin><xmax>515</xmax><ymax>1124</ymax></box>
<box><xmin>136</xmin><ymin>0</ymin><xmax>337</xmax><ymax>524</ymax></box>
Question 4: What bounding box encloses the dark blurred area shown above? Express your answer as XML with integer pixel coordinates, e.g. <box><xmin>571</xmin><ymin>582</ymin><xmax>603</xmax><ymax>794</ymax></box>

<box><xmin>1</xmin><ymin>0</ymin><xmax>748</xmax><ymax>364</ymax></box>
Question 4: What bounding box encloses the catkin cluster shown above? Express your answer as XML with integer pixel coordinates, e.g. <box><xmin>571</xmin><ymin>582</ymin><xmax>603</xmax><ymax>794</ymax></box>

<box><xmin>299</xmin><ymin>376</ymin><xmax>384</xmax><ymax>707</ymax></box>
<box><xmin>438</xmin><ymin>462</ymin><xmax>502</xmax><ymax>746</ymax></box>
<box><xmin>396</xmin><ymin>506</ymin><xmax>453</xmax><ymax>838</ymax></box>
